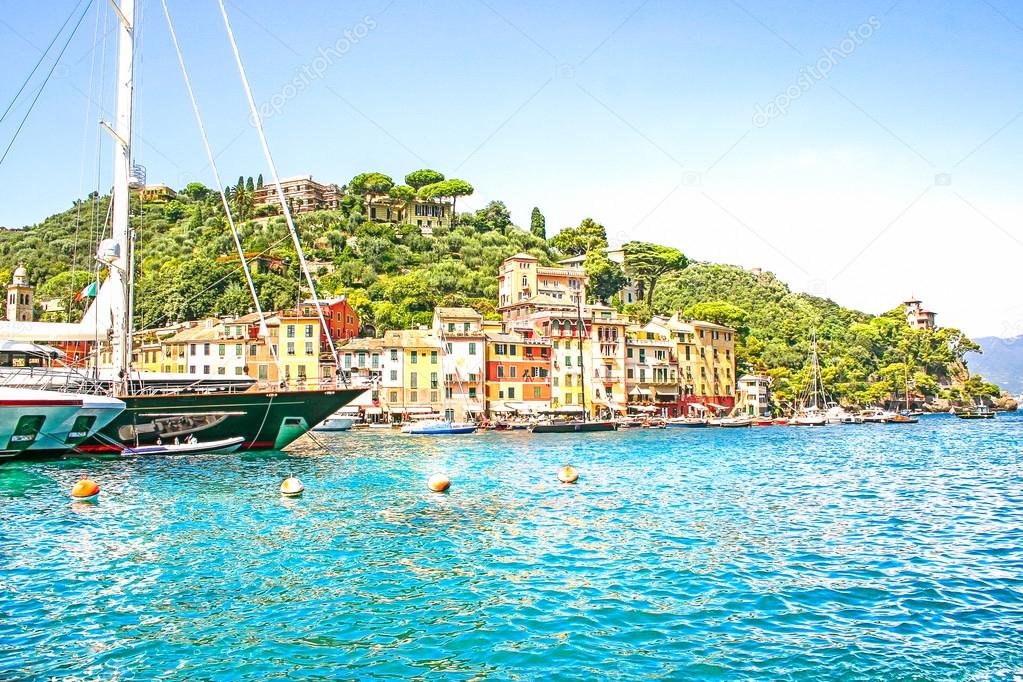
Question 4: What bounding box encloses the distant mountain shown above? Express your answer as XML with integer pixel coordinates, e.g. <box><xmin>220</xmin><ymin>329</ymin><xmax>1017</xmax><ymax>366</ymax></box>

<box><xmin>967</xmin><ymin>336</ymin><xmax>1023</xmax><ymax>394</ymax></box>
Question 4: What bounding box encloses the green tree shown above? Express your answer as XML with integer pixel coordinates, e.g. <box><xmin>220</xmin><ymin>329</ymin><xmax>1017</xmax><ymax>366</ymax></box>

<box><xmin>584</xmin><ymin>250</ymin><xmax>627</xmax><ymax>303</ymax></box>
<box><xmin>473</xmin><ymin>200</ymin><xmax>512</xmax><ymax>234</ymax></box>
<box><xmin>684</xmin><ymin>300</ymin><xmax>749</xmax><ymax>331</ymax></box>
<box><xmin>418</xmin><ymin>179</ymin><xmax>474</xmax><ymax>218</ymax></box>
<box><xmin>257</xmin><ymin>174</ymin><xmax>264</xmax><ymax>188</ymax></box>
<box><xmin>530</xmin><ymin>207</ymin><xmax>546</xmax><ymax>239</ymax></box>
<box><xmin>246</xmin><ymin>176</ymin><xmax>254</xmax><ymax>192</ymax></box>
<box><xmin>183</xmin><ymin>182</ymin><xmax>210</xmax><ymax>201</ymax></box>
<box><xmin>349</xmin><ymin>172</ymin><xmax>395</xmax><ymax>195</ymax></box>
<box><xmin>388</xmin><ymin>184</ymin><xmax>415</xmax><ymax>202</ymax></box>
<box><xmin>404</xmin><ymin>169</ymin><xmax>445</xmax><ymax>190</ymax></box>
<box><xmin>549</xmin><ymin>217</ymin><xmax>607</xmax><ymax>256</ymax></box>
<box><xmin>623</xmin><ymin>241</ymin><xmax>688</xmax><ymax>306</ymax></box>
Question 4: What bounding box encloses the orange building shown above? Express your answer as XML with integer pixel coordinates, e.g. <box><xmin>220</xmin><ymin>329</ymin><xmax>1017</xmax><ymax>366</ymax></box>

<box><xmin>484</xmin><ymin>332</ymin><xmax>552</xmax><ymax>417</ymax></box>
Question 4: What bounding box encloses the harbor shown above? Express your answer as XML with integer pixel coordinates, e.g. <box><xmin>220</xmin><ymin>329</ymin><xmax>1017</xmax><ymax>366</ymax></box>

<box><xmin>2</xmin><ymin>414</ymin><xmax>1022</xmax><ymax>679</ymax></box>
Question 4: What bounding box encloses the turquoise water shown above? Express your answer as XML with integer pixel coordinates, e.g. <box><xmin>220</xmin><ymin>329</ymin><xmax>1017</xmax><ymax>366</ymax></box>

<box><xmin>2</xmin><ymin>414</ymin><xmax>1023</xmax><ymax>680</ymax></box>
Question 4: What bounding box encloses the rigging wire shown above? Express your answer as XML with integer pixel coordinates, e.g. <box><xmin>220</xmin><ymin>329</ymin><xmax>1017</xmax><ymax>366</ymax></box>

<box><xmin>69</xmin><ymin>0</ymin><xmax>105</xmax><ymax>320</ymax></box>
<box><xmin>217</xmin><ymin>0</ymin><xmax>343</xmax><ymax>383</ymax></box>
<box><xmin>0</xmin><ymin>0</ymin><xmax>95</xmax><ymax>168</ymax></box>
<box><xmin>159</xmin><ymin>0</ymin><xmax>282</xmax><ymax>376</ymax></box>
<box><xmin>0</xmin><ymin>0</ymin><xmax>89</xmax><ymax>125</ymax></box>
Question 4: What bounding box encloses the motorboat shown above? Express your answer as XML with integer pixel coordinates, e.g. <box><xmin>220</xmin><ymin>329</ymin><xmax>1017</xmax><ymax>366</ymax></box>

<box><xmin>0</xmin><ymin>388</ymin><xmax>125</xmax><ymax>459</ymax></box>
<box><xmin>312</xmin><ymin>411</ymin><xmax>357</xmax><ymax>431</ymax></box>
<box><xmin>825</xmin><ymin>406</ymin><xmax>864</xmax><ymax>424</ymax></box>
<box><xmin>885</xmin><ymin>413</ymin><xmax>919</xmax><ymax>424</ymax></box>
<box><xmin>531</xmin><ymin>420</ymin><xmax>617</xmax><ymax>433</ymax></box>
<box><xmin>859</xmin><ymin>408</ymin><xmax>890</xmax><ymax>423</ymax></box>
<box><xmin>711</xmin><ymin>416</ymin><xmax>752</xmax><ymax>428</ymax></box>
<box><xmin>666</xmin><ymin>417</ymin><xmax>708</xmax><ymax>428</ymax></box>
<box><xmin>121</xmin><ymin>436</ymin><xmax>245</xmax><ymax>456</ymax></box>
<box><xmin>791</xmin><ymin>407</ymin><xmax>828</xmax><ymax>426</ymax></box>
<box><xmin>954</xmin><ymin>405</ymin><xmax>995</xmax><ymax>419</ymax></box>
<box><xmin>401</xmin><ymin>419</ymin><xmax>478</xmax><ymax>435</ymax></box>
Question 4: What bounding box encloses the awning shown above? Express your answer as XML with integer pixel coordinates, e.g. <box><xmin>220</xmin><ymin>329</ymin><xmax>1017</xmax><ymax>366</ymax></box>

<box><xmin>630</xmin><ymin>405</ymin><xmax>657</xmax><ymax>412</ymax></box>
<box><xmin>554</xmin><ymin>405</ymin><xmax>584</xmax><ymax>414</ymax></box>
<box><xmin>389</xmin><ymin>406</ymin><xmax>432</xmax><ymax>414</ymax></box>
<box><xmin>628</xmin><ymin>386</ymin><xmax>651</xmax><ymax>396</ymax></box>
<box><xmin>604</xmin><ymin>400</ymin><xmax>625</xmax><ymax>412</ymax></box>
<box><xmin>688</xmin><ymin>403</ymin><xmax>708</xmax><ymax>412</ymax></box>
<box><xmin>339</xmin><ymin>406</ymin><xmax>361</xmax><ymax>414</ymax></box>
<box><xmin>706</xmin><ymin>403</ymin><xmax>729</xmax><ymax>411</ymax></box>
<box><xmin>489</xmin><ymin>403</ymin><xmax>514</xmax><ymax>413</ymax></box>
<box><xmin>364</xmin><ymin>407</ymin><xmax>383</xmax><ymax>415</ymax></box>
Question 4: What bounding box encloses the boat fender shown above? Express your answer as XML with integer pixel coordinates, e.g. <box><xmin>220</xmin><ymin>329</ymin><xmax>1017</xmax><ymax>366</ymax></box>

<box><xmin>427</xmin><ymin>473</ymin><xmax>450</xmax><ymax>493</ymax></box>
<box><xmin>557</xmin><ymin>465</ymin><xmax>579</xmax><ymax>484</ymax></box>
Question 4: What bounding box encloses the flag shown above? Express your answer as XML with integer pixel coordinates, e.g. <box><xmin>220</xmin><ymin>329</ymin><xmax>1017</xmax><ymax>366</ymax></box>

<box><xmin>75</xmin><ymin>281</ymin><xmax>98</xmax><ymax>302</ymax></box>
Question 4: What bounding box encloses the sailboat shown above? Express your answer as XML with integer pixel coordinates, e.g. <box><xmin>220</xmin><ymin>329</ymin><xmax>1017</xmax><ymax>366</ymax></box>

<box><xmin>532</xmin><ymin>295</ymin><xmax>616</xmax><ymax>433</ymax></box>
<box><xmin>790</xmin><ymin>331</ymin><xmax>829</xmax><ymax>426</ymax></box>
<box><xmin>401</xmin><ymin>327</ymin><xmax>478</xmax><ymax>435</ymax></box>
<box><xmin>0</xmin><ymin>0</ymin><xmax>364</xmax><ymax>453</ymax></box>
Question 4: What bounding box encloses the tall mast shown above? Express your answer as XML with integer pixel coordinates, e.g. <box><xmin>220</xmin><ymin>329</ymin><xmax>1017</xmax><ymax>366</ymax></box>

<box><xmin>575</xmin><ymin>293</ymin><xmax>588</xmax><ymax>422</ymax></box>
<box><xmin>106</xmin><ymin>0</ymin><xmax>136</xmax><ymax>393</ymax></box>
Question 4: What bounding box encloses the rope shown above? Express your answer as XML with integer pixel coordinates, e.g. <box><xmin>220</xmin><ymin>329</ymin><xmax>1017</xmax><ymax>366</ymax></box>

<box><xmin>0</xmin><ymin>0</ymin><xmax>95</xmax><ymax>168</ymax></box>
<box><xmin>160</xmin><ymin>0</ymin><xmax>283</xmax><ymax>379</ymax></box>
<box><xmin>218</xmin><ymin>0</ymin><xmax>340</xmax><ymax>373</ymax></box>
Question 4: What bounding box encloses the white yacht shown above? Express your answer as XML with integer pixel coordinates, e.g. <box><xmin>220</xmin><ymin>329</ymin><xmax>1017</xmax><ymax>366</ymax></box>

<box><xmin>0</xmin><ymin>388</ymin><xmax>125</xmax><ymax>459</ymax></box>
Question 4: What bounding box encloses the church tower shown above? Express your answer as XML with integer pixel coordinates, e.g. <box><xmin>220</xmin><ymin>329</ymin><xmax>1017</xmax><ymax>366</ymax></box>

<box><xmin>7</xmin><ymin>265</ymin><xmax>34</xmax><ymax>322</ymax></box>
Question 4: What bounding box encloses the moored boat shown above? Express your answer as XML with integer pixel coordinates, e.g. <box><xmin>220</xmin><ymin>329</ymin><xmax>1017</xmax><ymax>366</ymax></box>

<box><xmin>954</xmin><ymin>405</ymin><xmax>995</xmax><ymax>419</ymax></box>
<box><xmin>121</xmin><ymin>436</ymin><xmax>245</xmax><ymax>456</ymax></box>
<box><xmin>531</xmin><ymin>420</ymin><xmax>617</xmax><ymax>433</ymax></box>
<box><xmin>0</xmin><ymin>388</ymin><xmax>125</xmax><ymax>459</ymax></box>
<box><xmin>402</xmin><ymin>419</ymin><xmax>478</xmax><ymax>435</ymax></box>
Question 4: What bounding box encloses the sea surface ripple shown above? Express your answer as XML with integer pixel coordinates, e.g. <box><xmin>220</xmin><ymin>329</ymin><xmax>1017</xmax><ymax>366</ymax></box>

<box><xmin>2</xmin><ymin>413</ymin><xmax>1022</xmax><ymax>680</ymax></box>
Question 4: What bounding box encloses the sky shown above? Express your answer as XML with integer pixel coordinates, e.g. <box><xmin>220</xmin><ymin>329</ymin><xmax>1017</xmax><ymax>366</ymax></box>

<box><xmin>1</xmin><ymin>0</ymin><xmax>1021</xmax><ymax>338</ymax></box>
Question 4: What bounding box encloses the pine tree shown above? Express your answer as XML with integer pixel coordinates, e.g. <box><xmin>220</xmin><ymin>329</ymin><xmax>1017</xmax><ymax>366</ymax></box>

<box><xmin>246</xmin><ymin>176</ymin><xmax>254</xmax><ymax>192</ymax></box>
<box><xmin>530</xmin><ymin>207</ymin><xmax>546</xmax><ymax>239</ymax></box>
<box><xmin>257</xmin><ymin>174</ymin><xmax>263</xmax><ymax>188</ymax></box>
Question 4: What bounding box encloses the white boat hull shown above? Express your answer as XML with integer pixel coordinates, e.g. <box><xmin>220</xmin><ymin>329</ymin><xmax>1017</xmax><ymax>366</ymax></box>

<box><xmin>0</xmin><ymin>388</ymin><xmax>125</xmax><ymax>458</ymax></box>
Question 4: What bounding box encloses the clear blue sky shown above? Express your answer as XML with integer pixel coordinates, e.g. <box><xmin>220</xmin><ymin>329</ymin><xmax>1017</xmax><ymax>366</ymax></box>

<box><xmin>1</xmin><ymin>0</ymin><xmax>1021</xmax><ymax>337</ymax></box>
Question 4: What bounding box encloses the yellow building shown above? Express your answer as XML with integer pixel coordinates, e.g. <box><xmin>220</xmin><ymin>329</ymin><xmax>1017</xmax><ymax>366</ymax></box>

<box><xmin>274</xmin><ymin>311</ymin><xmax>321</xmax><ymax>388</ymax></box>
<box><xmin>138</xmin><ymin>184</ymin><xmax>176</xmax><ymax>203</ymax></box>
<box><xmin>381</xmin><ymin>329</ymin><xmax>443</xmax><ymax>420</ymax></box>
<box><xmin>658</xmin><ymin>314</ymin><xmax>737</xmax><ymax>414</ymax></box>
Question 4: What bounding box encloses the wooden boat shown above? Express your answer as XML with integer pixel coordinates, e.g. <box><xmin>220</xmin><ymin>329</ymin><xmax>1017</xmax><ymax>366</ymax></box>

<box><xmin>751</xmin><ymin>417</ymin><xmax>774</xmax><ymax>427</ymax></box>
<box><xmin>886</xmin><ymin>413</ymin><xmax>919</xmax><ymax>424</ymax></box>
<box><xmin>713</xmin><ymin>416</ymin><xmax>752</xmax><ymax>428</ymax></box>
<box><xmin>121</xmin><ymin>436</ymin><xmax>245</xmax><ymax>456</ymax></box>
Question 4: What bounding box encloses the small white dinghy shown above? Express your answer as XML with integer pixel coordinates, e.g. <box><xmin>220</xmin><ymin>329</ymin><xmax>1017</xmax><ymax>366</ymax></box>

<box><xmin>121</xmin><ymin>436</ymin><xmax>246</xmax><ymax>456</ymax></box>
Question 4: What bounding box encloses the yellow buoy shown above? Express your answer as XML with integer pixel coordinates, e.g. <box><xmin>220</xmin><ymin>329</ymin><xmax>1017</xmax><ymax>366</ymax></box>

<box><xmin>427</xmin><ymin>473</ymin><xmax>450</xmax><ymax>493</ymax></box>
<box><xmin>71</xmin><ymin>477</ymin><xmax>100</xmax><ymax>501</ymax></box>
<box><xmin>280</xmin><ymin>476</ymin><xmax>305</xmax><ymax>497</ymax></box>
<box><xmin>557</xmin><ymin>465</ymin><xmax>579</xmax><ymax>484</ymax></box>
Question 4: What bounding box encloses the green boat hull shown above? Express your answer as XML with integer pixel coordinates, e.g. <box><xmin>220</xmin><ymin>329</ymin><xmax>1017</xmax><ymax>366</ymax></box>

<box><xmin>78</xmin><ymin>387</ymin><xmax>366</xmax><ymax>453</ymax></box>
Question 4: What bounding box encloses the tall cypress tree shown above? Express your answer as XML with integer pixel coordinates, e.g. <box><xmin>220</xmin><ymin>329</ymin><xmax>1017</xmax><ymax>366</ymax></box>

<box><xmin>257</xmin><ymin>173</ymin><xmax>264</xmax><ymax>188</ymax></box>
<box><xmin>530</xmin><ymin>207</ymin><xmax>546</xmax><ymax>239</ymax></box>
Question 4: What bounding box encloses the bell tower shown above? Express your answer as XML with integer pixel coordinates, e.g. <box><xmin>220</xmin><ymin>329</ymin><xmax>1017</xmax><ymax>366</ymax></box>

<box><xmin>7</xmin><ymin>264</ymin><xmax>34</xmax><ymax>322</ymax></box>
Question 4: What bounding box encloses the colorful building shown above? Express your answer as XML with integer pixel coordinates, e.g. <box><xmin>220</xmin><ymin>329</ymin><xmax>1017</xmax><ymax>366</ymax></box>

<box><xmin>433</xmin><ymin>307</ymin><xmax>485</xmax><ymax>421</ymax></box>
<box><xmin>251</xmin><ymin>174</ymin><xmax>343</xmax><ymax>214</ymax></box>
<box><xmin>299</xmin><ymin>297</ymin><xmax>360</xmax><ymax>346</ymax></box>
<box><xmin>659</xmin><ymin>314</ymin><xmax>737</xmax><ymax>415</ymax></box>
<box><xmin>484</xmin><ymin>332</ymin><xmax>552</xmax><ymax>417</ymax></box>
<box><xmin>366</xmin><ymin>195</ymin><xmax>452</xmax><ymax>235</ymax></box>
<box><xmin>625</xmin><ymin>320</ymin><xmax>678</xmax><ymax>415</ymax></box>
<box><xmin>497</xmin><ymin>253</ymin><xmax>587</xmax><ymax>322</ymax></box>
<box><xmin>737</xmin><ymin>374</ymin><xmax>772</xmax><ymax>417</ymax></box>
<box><xmin>381</xmin><ymin>329</ymin><xmax>443</xmax><ymax>421</ymax></box>
<box><xmin>904</xmin><ymin>298</ymin><xmax>937</xmax><ymax>330</ymax></box>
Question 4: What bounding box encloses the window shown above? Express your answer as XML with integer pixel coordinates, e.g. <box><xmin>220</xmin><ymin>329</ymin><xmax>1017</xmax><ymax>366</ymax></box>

<box><xmin>190</xmin><ymin>345</ymin><xmax>197</xmax><ymax>356</ymax></box>
<box><xmin>286</xmin><ymin>325</ymin><xmax>295</xmax><ymax>338</ymax></box>
<box><xmin>287</xmin><ymin>342</ymin><xmax>295</xmax><ymax>355</ymax></box>
<box><xmin>508</xmin><ymin>387</ymin><xmax>516</xmax><ymax>399</ymax></box>
<box><xmin>468</xmin><ymin>387</ymin><xmax>477</xmax><ymax>399</ymax></box>
<box><xmin>510</xmin><ymin>366</ymin><xmax>517</xmax><ymax>378</ymax></box>
<box><xmin>411</xmin><ymin>390</ymin><xmax>418</xmax><ymax>402</ymax></box>
<box><xmin>447</xmin><ymin>323</ymin><xmax>455</xmax><ymax>332</ymax></box>
<box><xmin>372</xmin><ymin>353</ymin><xmax>380</xmax><ymax>369</ymax></box>
<box><xmin>627</xmin><ymin>348</ymin><xmax>633</xmax><ymax>358</ymax></box>
<box><xmin>445</xmin><ymin>342</ymin><xmax>452</xmax><ymax>354</ymax></box>
<box><xmin>358</xmin><ymin>352</ymin><xmax>367</xmax><ymax>367</ymax></box>
<box><xmin>305</xmin><ymin>325</ymin><xmax>314</xmax><ymax>338</ymax></box>
<box><xmin>411</xmin><ymin>352</ymin><xmax>417</xmax><ymax>365</ymax></box>
<box><xmin>235</xmin><ymin>367</ymin><xmax>244</xmax><ymax>375</ymax></box>
<box><xmin>468</xmin><ymin>342</ymin><xmax>477</xmax><ymax>355</ymax></box>
<box><xmin>499</xmin><ymin>389</ymin><xmax>505</xmax><ymax>399</ymax></box>
<box><xmin>218</xmin><ymin>367</ymin><xmax>226</xmax><ymax>375</ymax></box>
<box><xmin>494</xmin><ymin>344</ymin><xmax>507</xmax><ymax>355</ymax></box>
<box><xmin>533</xmin><ymin>387</ymin><xmax>541</xmax><ymax>398</ymax></box>
<box><xmin>390</xmin><ymin>370</ymin><xmax>398</xmax><ymax>381</ymax></box>
<box><xmin>430</xmin><ymin>351</ymin><xmax>438</xmax><ymax>364</ymax></box>
<box><xmin>258</xmin><ymin>365</ymin><xmax>268</xmax><ymax>379</ymax></box>
<box><xmin>203</xmin><ymin>343</ymin><xmax>210</xmax><ymax>354</ymax></box>
<box><xmin>345</xmin><ymin>354</ymin><xmax>352</xmax><ymax>368</ymax></box>
<box><xmin>390</xmin><ymin>349</ymin><xmax>398</xmax><ymax>361</ymax></box>
<box><xmin>390</xmin><ymin>390</ymin><xmax>398</xmax><ymax>402</ymax></box>
<box><xmin>445</xmin><ymin>387</ymin><xmax>453</xmax><ymax>399</ymax></box>
<box><xmin>236</xmin><ymin>344</ymin><xmax>243</xmax><ymax>356</ymax></box>
<box><xmin>203</xmin><ymin>365</ymin><xmax>210</xmax><ymax>374</ymax></box>
<box><xmin>431</xmin><ymin>391</ymin><xmax>438</xmax><ymax>402</ymax></box>
<box><xmin>463</xmin><ymin>322</ymin><xmax>470</xmax><ymax>332</ymax></box>
<box><xmin>410</xmin><ymin>374</ymin><xmax>418</xmax><ymax>388</ymax></box>
<box><xmin>565</xmin><ymin>355</ymin><xmax>572</xmax><ymax>367</ymax></box>
<box><xmin>430</xmin><ymin>373</ymin><xmax>438</xmax><ymax>389</ymax></box>
<box><xmin>627</xmin><ymin>369</ymin><xmax>634</xmax><ymax>379</ymax></box>
<box><xmin>497</xmin><ymin>366</ymin><xmax>505</xmax><ymax>378</ymax></box>
<box><xmin>189</xmin><ymin>365</ymin><xmax>196</xmax><ymax>373</ymax></box>
<box><xmin>509</xmin><ymin>345</ymin><xmax>517</xmax><ymax>356</ymax></box>
<box><xmin>305</xmin><ymin>342</ymin><xmax>314</xmax><ymax>355</ymax></box>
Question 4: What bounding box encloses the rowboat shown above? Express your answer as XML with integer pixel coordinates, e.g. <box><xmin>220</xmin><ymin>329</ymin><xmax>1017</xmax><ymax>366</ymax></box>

<box><xmin>121</xmin><ymin>436</ymin><xmax>245</xmax><ymax>456</ymax></box>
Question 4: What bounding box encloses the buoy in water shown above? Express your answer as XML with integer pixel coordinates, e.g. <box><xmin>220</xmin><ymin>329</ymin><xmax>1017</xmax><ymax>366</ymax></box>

<box><xmin>71</xmin><ymin>477</ymin><xmax>100</xmax><ymax>501</ymax></box>
<box><xmin>280</xmin><ymin>476</ymin><xmax>304</xmax><ymax>497</ymax></box>
<box><xmin>427</xmin><ymin>473</ymin><xmax>450</xmax><ymax>493</ymax></box>
<box><xmin>557</xmin><ymin>465</ymin><xmax>579</xmax><ymax>484</ymax></box>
